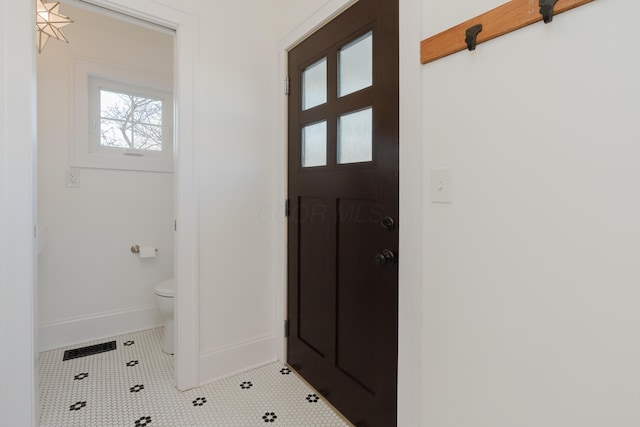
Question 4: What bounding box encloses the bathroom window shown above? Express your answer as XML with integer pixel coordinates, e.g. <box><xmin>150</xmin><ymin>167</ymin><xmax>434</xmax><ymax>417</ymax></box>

<box><xmin>72</xmin><ymin>58</ymin><xmax>174</xmax><ymax>172</ymax></box>
<box><xmin>90</xmin><ymin>77</ymin><xmax>171</xmax><ymax>155</ymax></box>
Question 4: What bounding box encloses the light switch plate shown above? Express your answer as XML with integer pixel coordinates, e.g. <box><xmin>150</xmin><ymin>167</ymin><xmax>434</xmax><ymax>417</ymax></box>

<box><xmin>431</xmin><ymin>168</ymin><xmax>452</xmax><ymax>203</ymax></box>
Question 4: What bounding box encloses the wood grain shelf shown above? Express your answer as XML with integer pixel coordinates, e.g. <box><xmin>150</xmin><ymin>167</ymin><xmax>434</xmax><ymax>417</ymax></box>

<box><xmin>420</xmin><ymin>0</ymin><xmax>595</xmax><ymax>65</ymax></box>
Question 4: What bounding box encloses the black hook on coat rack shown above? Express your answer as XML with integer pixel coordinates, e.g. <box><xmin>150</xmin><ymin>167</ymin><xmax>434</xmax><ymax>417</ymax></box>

<box><xmin>465</xmin><ymin>24</ymin><xmax>483</xmax><ymax>51</ymax></box>
<box><xmin>540</xmin><ymin>0</ymin><xmax>559</xmax><ymax>23</ymax></box>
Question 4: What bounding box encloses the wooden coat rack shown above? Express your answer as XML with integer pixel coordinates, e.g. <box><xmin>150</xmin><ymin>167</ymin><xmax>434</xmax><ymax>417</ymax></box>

<box><xmin>420</xmin><ymin>0</ymin><xmax>595</xmax><ymax>64</ymax></box>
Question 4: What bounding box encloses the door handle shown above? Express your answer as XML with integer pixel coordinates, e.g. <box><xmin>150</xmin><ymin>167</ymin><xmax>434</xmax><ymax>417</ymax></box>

<box><xmin>375</xmin><ymin>249</ymin><xmax>396</xmax><ymax>267</ymax></box>
<box><xmin>381</xmin><ymin>216</ymin><xmax>395</xmax><ymax>231</ymax></box>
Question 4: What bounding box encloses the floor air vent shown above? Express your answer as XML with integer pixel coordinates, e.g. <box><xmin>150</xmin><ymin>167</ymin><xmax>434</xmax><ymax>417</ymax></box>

<box><xmin>63</xmin><ymin>341</ymin><xmax>117</xmax><ymax>361</ymax></box>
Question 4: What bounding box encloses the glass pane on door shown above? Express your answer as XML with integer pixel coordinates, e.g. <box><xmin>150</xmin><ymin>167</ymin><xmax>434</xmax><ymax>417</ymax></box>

<box><xmin>338</xmin><ymin>107</ymin><xmax>372</xmax><ymax>164</ymax></box>
<box><xmin>302</xmin><ymin>58</ymin><xmax>327</xmax><ymax>111</ymax></box>
<box><xmin>338</xmin><ymin>32</ymin><xmax>372</xmax><ymax>97</ymax></box>
<box><xmin>302</xmin><ymin>121</ymin><xmax>327</xmax><ymax>167</ymax></box>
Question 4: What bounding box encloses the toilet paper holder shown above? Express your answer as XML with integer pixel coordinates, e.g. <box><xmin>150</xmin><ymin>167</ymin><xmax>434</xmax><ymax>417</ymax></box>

<box><xmin>130</xmin><ymin>245</ymin><xmax>158</xmax><ymax>254</ymax></box>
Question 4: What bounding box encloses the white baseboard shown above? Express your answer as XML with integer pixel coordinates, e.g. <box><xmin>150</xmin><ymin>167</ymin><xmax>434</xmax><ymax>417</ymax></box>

<box><xmin>39</xmin><ymin>305</ymin><xmax>163</xmax><ymax>352</ymax></box>
<box><xmin>199</xmin><ymin>334</ymin><xmax>278</xmax><ymax>386</ymax></box>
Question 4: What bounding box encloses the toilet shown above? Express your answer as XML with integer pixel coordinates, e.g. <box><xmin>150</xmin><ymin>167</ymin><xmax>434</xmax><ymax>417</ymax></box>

<box><xmin>154</xmin><ymin>279</ymin><xmax>174</xmax><ymax>354</ymax></box>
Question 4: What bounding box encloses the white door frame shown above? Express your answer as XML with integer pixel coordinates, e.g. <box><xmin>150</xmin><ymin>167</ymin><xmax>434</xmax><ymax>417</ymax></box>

<box><xmin>1</xmin><ymin>1</ymin><xmax>39</xmax><ymax>424</ymax></box>
<box><xmin>1</xmin><ymin>2</ymin><xmax>199</xmax><ymax>424</ymax></box>
<box><xmin>75</xmin><ymin>0</ymin><xmax>200</xmax><ymax>392</ymax></box>
<box><xmin>276</xmin><ymin>0</ymin><xmax>424</xmax><ymax>424</ymax></box>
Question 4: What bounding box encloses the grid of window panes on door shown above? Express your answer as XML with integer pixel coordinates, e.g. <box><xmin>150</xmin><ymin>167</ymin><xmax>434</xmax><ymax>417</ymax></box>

<box><xmin>300</xmin><ymin>31</ymin><xmax>373</xmax><ymax>168</ymax></box>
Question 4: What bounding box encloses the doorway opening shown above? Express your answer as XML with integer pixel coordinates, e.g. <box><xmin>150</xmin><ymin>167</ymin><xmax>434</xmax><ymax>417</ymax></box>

<box><xmin>36</xmin><ymin>0</ymin><xmax>181</xmax><ymax>381</ymax></box>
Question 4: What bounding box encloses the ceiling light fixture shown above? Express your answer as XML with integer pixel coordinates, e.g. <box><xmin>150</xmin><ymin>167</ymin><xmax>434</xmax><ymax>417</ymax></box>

<box><xmin>36</xmin><ymin>0</ymin><xmax>73</xmax><ymax>54</ymax></box>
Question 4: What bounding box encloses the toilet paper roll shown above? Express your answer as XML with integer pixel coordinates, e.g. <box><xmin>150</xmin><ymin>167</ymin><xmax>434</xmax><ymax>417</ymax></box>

<box><xmin>139</xmin><ymin>246</ymin><xmax>157</xmax><ymax>258</ymax></box>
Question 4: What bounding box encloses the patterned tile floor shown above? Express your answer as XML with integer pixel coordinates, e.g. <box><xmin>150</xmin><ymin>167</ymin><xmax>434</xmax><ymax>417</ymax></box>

<box><xmin>39</xmin><ymin>328</ymin><xmax>351</xmax><ymax>426</ymax></box>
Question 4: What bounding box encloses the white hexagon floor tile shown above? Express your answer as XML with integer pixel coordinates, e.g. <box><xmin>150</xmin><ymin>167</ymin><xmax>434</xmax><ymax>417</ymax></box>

<box><xmin>39</xmin><ymin>328</ymin><xmax>351</xmax><ymax>426</ymax></box>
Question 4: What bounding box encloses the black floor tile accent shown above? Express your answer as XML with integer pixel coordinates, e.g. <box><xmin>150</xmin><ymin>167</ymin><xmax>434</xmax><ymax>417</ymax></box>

<box><xmin>262</xmin><ymin>412</ymin><xmax>278</xmax><ymax>423</ymax></box>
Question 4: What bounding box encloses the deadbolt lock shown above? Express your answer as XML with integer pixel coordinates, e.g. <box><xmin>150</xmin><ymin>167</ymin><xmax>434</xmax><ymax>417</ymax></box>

<box><xmin>375</xmin><ymin>249</ymin><xmax>396</xmax><ymax>267</ymax></box>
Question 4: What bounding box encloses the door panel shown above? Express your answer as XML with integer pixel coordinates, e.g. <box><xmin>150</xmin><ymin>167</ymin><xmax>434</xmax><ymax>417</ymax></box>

<box><xmin>336</xmin><ymin>198</ymin><xmax>378</xmax><ymax>393</ymax></box>
<box><xmin>298</xmin><ymin>196</ymin><xmax>332</xmax><ymax>356</ymax></box>
<box><xmin>287</xmin><ymin>0</ymin><xmax>399</xmax><ymax>425</ymax></box>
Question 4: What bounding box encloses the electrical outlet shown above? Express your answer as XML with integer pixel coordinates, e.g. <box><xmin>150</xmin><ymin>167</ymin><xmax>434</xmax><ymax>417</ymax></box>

<box><xmin>65</xmin><ymin>170</ymin><xmax>81</xmax><ymax>188</ymax></box>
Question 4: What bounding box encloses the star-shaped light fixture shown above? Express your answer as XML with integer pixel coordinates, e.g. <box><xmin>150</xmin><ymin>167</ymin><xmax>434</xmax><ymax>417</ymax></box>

<box><xmin>36</xmin><ymin>1</ymin><xmax>73</xmax><ymax>53</ymax></box>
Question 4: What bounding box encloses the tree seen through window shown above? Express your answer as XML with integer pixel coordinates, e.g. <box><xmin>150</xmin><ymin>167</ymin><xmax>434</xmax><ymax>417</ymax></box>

<box><xmin>99</xmin><ymin>89</ymin><xmax>163</xmax><ymax>151</ymax></box>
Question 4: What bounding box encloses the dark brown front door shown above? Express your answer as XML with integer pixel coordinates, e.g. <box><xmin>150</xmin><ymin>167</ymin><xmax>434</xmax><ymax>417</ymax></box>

<box><xmin>287</xmin><ymin>1</ymin><xmax>399</xmax><ymax>426</ymax></box>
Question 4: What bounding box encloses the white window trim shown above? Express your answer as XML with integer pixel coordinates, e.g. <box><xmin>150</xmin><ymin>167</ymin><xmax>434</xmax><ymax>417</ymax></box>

<box><xmin>72</xmin><ymin>57</ymin><xmax>174</xmax><ymax>172</ymax></box>
<box><xmin>88</xmin><ymin>76</ymin><xmax>172</xmax><ymax>158</ymax></box>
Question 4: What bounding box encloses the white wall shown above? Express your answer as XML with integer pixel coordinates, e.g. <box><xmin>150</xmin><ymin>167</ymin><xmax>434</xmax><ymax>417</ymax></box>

<box><xmin>276</xmin><ymin>0</ymin><xmax>336</xmax><ymax>40</ymax></box>
<box><xmin>37</xmin><ymin>3</ymin><xmax>174</xmax><ymax>351</ymax></box>
<box><xmin>421</xmin><ymin>0</ymin><xmax>640</xmax><ymax>425</ymax></box>
<box><xmin>195</xmin><ymin>0</ymin><xmax>283</xmax><ymax>380</ymax></box>
<box><xmin>0</xmin><ymin>1</ymin><xmax>39</xmax><ymax>424</ymax></box>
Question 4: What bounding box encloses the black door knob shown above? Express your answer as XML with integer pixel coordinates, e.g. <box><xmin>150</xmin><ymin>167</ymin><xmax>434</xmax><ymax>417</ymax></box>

<box><xmin>375</xmin><ymin>249</ymin><xmax>396</xmax><ymax>267</ymax></box>
<box><xmin>381</xmin><ymin>216</ymin><xmax>395</xmax><ymax>231</ymax></box>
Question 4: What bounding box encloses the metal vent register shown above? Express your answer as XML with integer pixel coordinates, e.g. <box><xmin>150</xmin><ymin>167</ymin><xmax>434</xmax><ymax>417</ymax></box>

<box><xmin>63</xmin><ymin>341</ymin><xmax>117</xmax><ymax>361</ymax></box>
